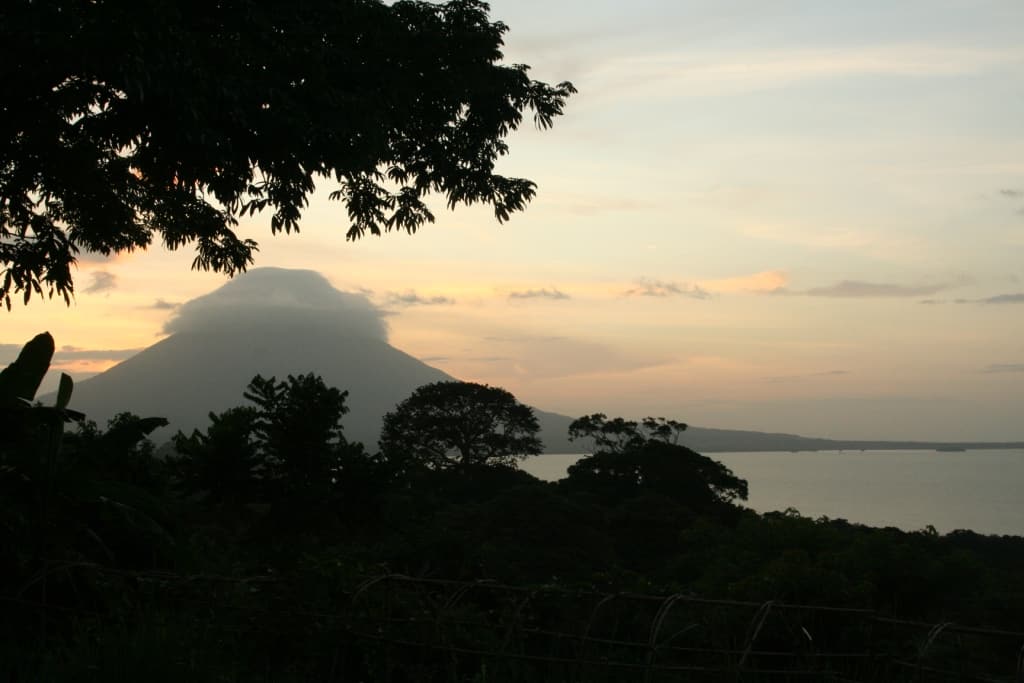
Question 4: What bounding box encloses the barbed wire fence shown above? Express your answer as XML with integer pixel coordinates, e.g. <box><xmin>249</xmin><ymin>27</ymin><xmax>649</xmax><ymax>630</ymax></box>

<box><xmin>5</xmin><ymin>565</ymin><xmax>1024</xmax><ymax>682</ymax></box>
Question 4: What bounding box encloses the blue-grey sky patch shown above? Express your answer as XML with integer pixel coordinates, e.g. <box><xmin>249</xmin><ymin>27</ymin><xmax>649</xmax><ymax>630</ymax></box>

<box><xmin>508</xmin><ymin>288</ymin><xmax>570</xmax><ymax>300</ymax></box>
<box><xmin>85</xmin><ymin>271</ymin><xmax>117</xmax><ymax>294</ymax></box>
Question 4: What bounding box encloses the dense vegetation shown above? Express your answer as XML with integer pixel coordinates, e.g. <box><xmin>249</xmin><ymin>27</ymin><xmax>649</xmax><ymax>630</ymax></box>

<box><xmin>2</xmin><ymin>334</ymin><xmax>1023</xmax><ymax>681</ymax></box>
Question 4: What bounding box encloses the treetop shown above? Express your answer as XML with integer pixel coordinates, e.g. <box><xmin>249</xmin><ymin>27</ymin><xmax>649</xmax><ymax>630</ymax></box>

<box><xmin>0</xmin><ymin>0</ymin><xmax>575</xmax><ymax>308</ymax></box>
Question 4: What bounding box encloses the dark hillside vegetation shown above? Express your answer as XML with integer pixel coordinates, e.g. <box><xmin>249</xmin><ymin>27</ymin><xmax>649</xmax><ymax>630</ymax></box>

<box><xmin>2</xmin><ymin>337</ymin><xmax>1023</xmax><ymax>681</ymax></box>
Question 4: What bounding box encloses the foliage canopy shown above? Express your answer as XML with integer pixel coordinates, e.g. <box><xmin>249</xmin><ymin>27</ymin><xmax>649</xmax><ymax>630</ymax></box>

<box><xmin>379</xmin><ymin>380</ymin><xmax>542</xmax><ymax>472</ymax></box>
<box><xmin>565</xmin><ymin>440</ymin><xmax>749</xmax><ymax>509</ymax></box>
<box><xmin>0</xmin><ymin>0</ymin><xmax>576</xmax><ymax>307</ymax></box>
<box><xmin>568</xmin><ymin>412</ymin><xmax>689</xmax><ymax>453</ymax></box>
<box><xmin>566</xmin><ymin>412</ymin><xmax>745</xmax><ymax>509</ymax></box>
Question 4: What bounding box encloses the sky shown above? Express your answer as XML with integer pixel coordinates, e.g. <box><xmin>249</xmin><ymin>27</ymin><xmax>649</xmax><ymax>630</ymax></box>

<box><xmin>4</xmin><ymin>0</ymin><xmax>1024</xmax><ymax>441</ymax></box>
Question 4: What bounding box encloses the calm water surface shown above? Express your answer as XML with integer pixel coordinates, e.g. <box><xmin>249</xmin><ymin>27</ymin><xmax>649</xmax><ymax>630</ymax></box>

<box><xmin>520</xmin><ymin>450</ymin><xmax>1024</xmax><ymax>536</ymax></box>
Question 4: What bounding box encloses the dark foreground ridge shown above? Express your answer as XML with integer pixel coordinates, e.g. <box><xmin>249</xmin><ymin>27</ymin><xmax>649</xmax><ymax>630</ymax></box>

<box><xmin>6</xmin><ymin>330</ymin><xmax>1024</xmax><ymax>681</ymax></box>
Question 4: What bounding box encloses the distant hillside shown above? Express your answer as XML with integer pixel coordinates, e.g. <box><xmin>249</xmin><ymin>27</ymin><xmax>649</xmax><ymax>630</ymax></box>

<box><xmin>66</xmin><ymin>332</ymin><xmax>1022</xmax><ymax>455</ymax></box>
<box><xmin>673</xmin><ymin>427</ymin><xmax>1024</xmax><ymax>454</ymax></box>
<box><xmin>50</xmin><ymin>268</ymin><xmax>1024</xmax><ymax>455</ymax></box>
<box><xmin>534</xmin><ymin>414</ymin><xmax>1024</xmax><ymax>454</ymax></box>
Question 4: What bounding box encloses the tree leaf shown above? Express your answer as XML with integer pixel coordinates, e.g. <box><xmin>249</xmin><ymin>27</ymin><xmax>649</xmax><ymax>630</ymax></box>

<box><xmin>0</xmin><ymin>332</ymin><xmax>55</xmax><ymax>402</ymax></box>
<box><xmin>56</xmin><ymin>372</ymin><xmax>74</xmax><ymax>410</ymax></box>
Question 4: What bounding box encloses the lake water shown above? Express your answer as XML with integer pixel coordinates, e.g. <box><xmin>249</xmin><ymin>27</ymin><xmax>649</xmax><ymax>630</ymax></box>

<box><xmin>520</xmin><ymin>450</ymin><xmax>1024</xmax><ymax>537</ymax></box>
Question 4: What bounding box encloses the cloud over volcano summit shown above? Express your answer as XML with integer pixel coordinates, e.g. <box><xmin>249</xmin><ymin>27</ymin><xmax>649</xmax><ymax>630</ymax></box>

<box><xmin>163</xmin><ymin>268</ymin><xmax>388</xmax><ymax>342</ymax></box>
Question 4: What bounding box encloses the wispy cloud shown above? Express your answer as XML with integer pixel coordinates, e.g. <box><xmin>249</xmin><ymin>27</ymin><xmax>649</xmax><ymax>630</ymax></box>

<box><xmin>484</xmin><ymin>335</ymin><xmax>566</xmax><ymax>343</ymax></box>
<box><xmin>776</xmin><ymin>279</ymin><xmax>964</xmax><ymax>298</ymax></box>
<box><xmin>84</xmin><ymin>271</ymin><xmax>117</xmax><ymax>294</ymax></box>
<box><xmin>743</xmin><ymin>223</ymin><xmax>896</xmax><ymax>251</ymax></box>
<box><xmin>471</xmin><ymin>334</ymin><xmax>668</xmax><ymax>379</ymax></box>
<box><xmin>978</xmin><ymin>293</ymin><xmax>1024</xmax><ymax>304</ymax></box>
<box><xmin>701</xmin><ymin>270</ymin><xmax>788</xmax><ymax>294</ymax></box>
<box><xmin>549</xmin><ymin>196</ymin><xmax>656</xmax><ymax>216</ymax></box>
<box><xmin>589</xmin><ymin>45</ymin><xmax>1021</xmax><ymax>100</ymax></box>
<box><xmin>386</xmin><ymin>291</ymin><xmax>455</xmax><ymax>306</ymax></box>
<box><xmin>0</xmin><ymin>343</ymin><xmax>141</xmax><ymax>369</ymax></box>
<box><xmin>76</xmin><ymin>248</ymin><xmax>134</xmax><ymax>265</ymax></box>
<box><xmin>925</xmin><ymin>292</ymin><xmax>1024</xmax><ymax>305</ymax></box>
<box><xmin>625</xmin><ymin>278</ymin><xmax>711</xmax><ymax>299</ymax></box>
<box><xmin>0</xmin><ymin>343</ymin><xmax>33</xmax><ymax>361</ymax></box>
<box><xmin>982</xmin><ymin>363</ymin><xmax>1024</xmax><ymax>374</ymax></box>
<box><xmin>55</xmin><ymin>345</ymin><xmax>141</xmax><ymax>362</ymax></box>
<box><xmin>508</xmin><ymin>288</ymin><xmax>571</xmax><ymax>301</ymax></box>
<box><xmin>996</xmin><ymin>188</ymin><xmax>1024</xmax><ymax>216</ymax></box>
<box><xmin>807</xmin><ymin>281</ymin><xmax>948</xmax><ymax>298</ymax></box>
<box><xmin>77</xmin><ymin>249</ymin><xmax>114</xmax><ymax>264</ymax></box>
<box><xmin>764</xmin><ymin>370</ymin><xmax>849</xmax><ymax>383</ymax></box>
<box><xmin>422</xmin><ymin>354</ymin><xmax>512</xmax><ymax>365</ymax></box>
<box><xmin>147</xmin><ymin>298</ymin><xmax>180</xmax><ymax>310</ymax></box>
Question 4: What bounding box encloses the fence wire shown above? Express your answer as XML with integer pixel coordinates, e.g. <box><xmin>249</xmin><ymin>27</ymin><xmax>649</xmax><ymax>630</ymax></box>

<box><xmin>5</xmin><ymin>565</ymin><xmax>1024</xmax><ymax>682</ymax></box>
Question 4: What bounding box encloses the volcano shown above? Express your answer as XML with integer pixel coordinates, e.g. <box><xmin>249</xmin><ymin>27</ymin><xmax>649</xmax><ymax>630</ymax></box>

<box><xmin>63</xmin><ymin>268</ymin><xmax>577</xmax><ymax>450</ymax></box>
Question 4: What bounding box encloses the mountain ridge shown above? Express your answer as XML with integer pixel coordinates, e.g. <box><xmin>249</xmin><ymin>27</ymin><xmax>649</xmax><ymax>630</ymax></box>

<box><xmin>43</xmin><ymin>268</ymin><xmax>1024</xmax><ymax>454</ymax></box>
<box><xmin>56</xmin><ymin>330</ymin><xmax>1024</xmax><ymax>455</ymax></box>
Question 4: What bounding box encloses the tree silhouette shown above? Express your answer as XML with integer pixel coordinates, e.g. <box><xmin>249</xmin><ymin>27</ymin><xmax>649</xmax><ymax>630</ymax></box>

<box><xmin>243</xmin><ymin>373</ymin><xmax>352</xmax><ymax>497</ymax></box>
<box><xmin>0</xmin><ymin>0</ymin><xmax>575</xmax><ymax>307</ymax></box>
<box><xmin>569</xmin><ymin>413</ymin><xmax>690</xmax><ymax>453</ymax></box>
<box><xmin>172</xmin><ymin>407</ymin><xmax>260</xmax><ymax>504</ymax></box>
<box><xmin>641</xmin><ymin>416</ymin><xmax>689</xmax><ymax>444</ymax></box>
<box><xmin>565</xmin><ymin>440</ymin><xmax>748</xmax><ymax>511</ymax></box>
<box><xmin>565</xmin><ymin>413</ymin><xmax>745</xmax><ymax>511</ymax></box>
<box><xmin>379</xmin><ymin>381</ymin><xmax>542</xmax><ymax>473</ymax></box>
